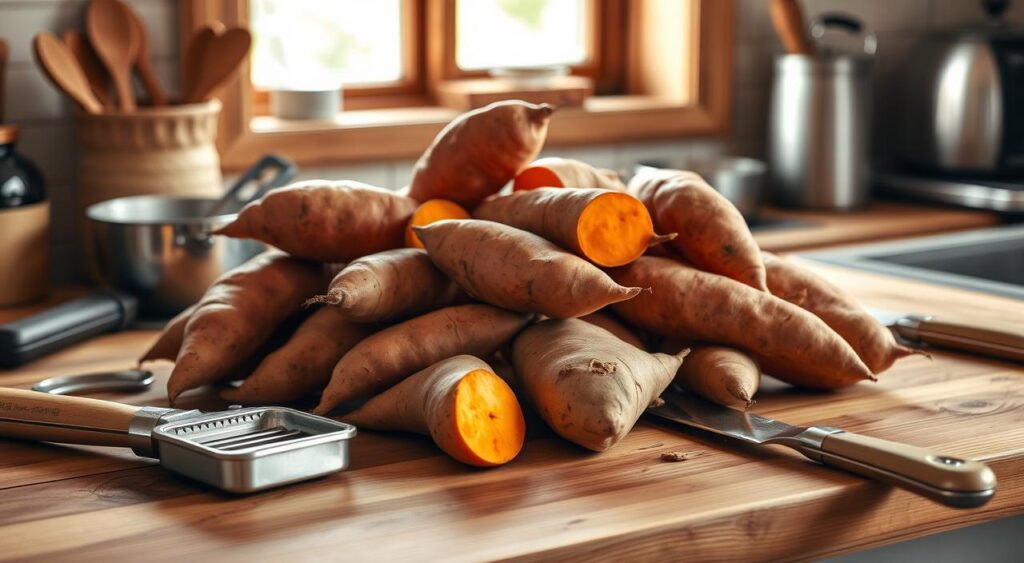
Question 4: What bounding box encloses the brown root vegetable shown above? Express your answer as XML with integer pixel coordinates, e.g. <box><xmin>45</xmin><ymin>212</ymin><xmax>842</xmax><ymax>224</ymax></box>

<box><xmin>414</xmin><ymin>219</ymin><xmax>642</xmax><ymax>318</ymax></box>
<box><xmin>166</xmin><ymin>252</ymin><xmax>327</xmax><ymax>403</ymax></box>
<box><xmin>580</xmin><ymin>311</ymin><xmax>645</xmax><ymax>349</ymax></box>
<box><xmin>215</xmin><ymin>180</ymin><xmax>418</xmax><ymax>262</ymax></box>
<box><xmin>511</xmin><ymin>318</ymin><xmax>688</xmax><ymax>452</ymax></box>
<box><xmin>513</xmin><ymin>157</ymin><xmax>626</xmax><ymax>192</ymax></box>
<box><xmin>407</xmin><ymin>100</ymin><xmax>554</xmax><ymax>208</ymax></box>
<box><xmin>139</xmin><ymin>304</ymin><xmax>195</xmax><ymax>364</ymax></box>
<box><xmin>609</xmin><ymin>256</ymin><xmax>874</xmax><ymax>389</ymax></box>
<box><xmin>314</xmin><ymin>304</ymin><xmax>534</xmax><ymax>415</ymax></box>
<box><xmin>405</xmin><ymin>199</ymin><xmax>470</xmax><ymax>249</ymax></box>
<box><xmin>629</xmin><ymin>167</ymin><xmax>767</xmax><ymax>291</ymax></box>
<box><xmin>669</xmin><ymin>342</ymin><xmax>760</xmax><ymax>407</ymax></box>
<box><xmin>473</xmin><ymin>188</ymin><xmax>675</xmax><ymax>267</ymax></box>
<box><xmin>343</xmin><ymin>355</ymin><xmax>525</xmax><ymax>467</ymax></box>
<box><xmin>306</xmin><ymin>248</ymin><xmax>461</xmax><ymax>323</ymax></box>
<box><xmin>220</xmin><ymin>306</ymin><xmax>373</xmax><ymax>405</ymax></box>
<box><xmin>763</xmin><ymin>253</ymin><xmax>914</xmax><ymax>373</ymax></box>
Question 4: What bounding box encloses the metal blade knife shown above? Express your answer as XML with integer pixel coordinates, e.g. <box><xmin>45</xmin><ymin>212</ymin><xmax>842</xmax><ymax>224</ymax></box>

<box><xmin>648</xmin><ymin>389</ymin><xmax>997</xmax><ymax>508</ymax></box>
<box><xmin>867</xmin><ymin>307</ymin><xmax>1024</xmax><ymax>363</ymax></box>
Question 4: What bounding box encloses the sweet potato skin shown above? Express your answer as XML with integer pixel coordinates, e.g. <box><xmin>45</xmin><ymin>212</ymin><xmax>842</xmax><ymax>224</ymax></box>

<box><xmin>343</xmin><ymin>355</ymin><xmax>526</xmax><ymax>467</ymax></box>
<box><xmin>512</xmin><ymin>319</ymin><xmax>687</xmax><ymax>452</ymax></box>
<box><xmin>763</xmin><ymin>253</ymin><xmax>913</xmax><ymax>373</ymax></box>
<box><xmin>139</xmin><ymin>304</ymin><xmax>195</xmax><ymax>364</ymax></box>
<box><xmin>414</xmin><ymin>219</ymin><xmax>642</xmax><ymax>318</ymax></box>
<box><xmin>513</xmin><ymin>157</ymin><xmax>626</xmax><ymax>191</ymax></box>
<box><xmin>166</xmin><ymin>252</ymin><xmax>328</xmax><ymax>403</ymax></box>
<box><xmin>220</xmin><ymin>306</ymin><xmax>372</xmax><ymax>405</ymax></box>
<box><xmin>215</xmin><ymin>180</ymin><xmax>418</xmax><ymax>262</ymax></box>
<box><xmin>672</xmin><ymin>344</ymin><xmax>760</xmax><ymax>407</ymax></box>
<box><xmin>609</xmin><ymin>256</ymin><xmax>873</xmax><ymax>389</ymax></box>
<box><xmin>407</xmin><ymin>100</ymin><xmax>554</xmax><ymax>208</ymax></box>
<box><xmin>309</xmin><ymin>248</ymin><xmax>461</xmax><ymax>323</ymax></box>
<box><xmin>629</xmin><ymin>167</ymin><xmax>767</xmax><ymax>291</ymax></box>
<box><xmin>314</xmin><ymin>304</ymin><xmax>534</xmax><ymax>414</ymax></box>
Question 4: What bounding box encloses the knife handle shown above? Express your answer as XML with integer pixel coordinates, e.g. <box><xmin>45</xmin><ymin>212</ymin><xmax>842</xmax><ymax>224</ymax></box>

<box><xmin>896</xmin><ymin>316</ymin><xmax>1024</xmax><ymax>363</ymax></box>
<box><xmin>811</xmin><ymin>430</ymin><xmax>996</xmax><ymax>508</ymax></box>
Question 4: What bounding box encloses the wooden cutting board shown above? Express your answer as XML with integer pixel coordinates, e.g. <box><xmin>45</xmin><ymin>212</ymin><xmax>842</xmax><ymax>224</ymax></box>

<box><xmin>0</xmin><ymin>262</ymin><xmax>1022</xmax><ymax>561</ymax></box>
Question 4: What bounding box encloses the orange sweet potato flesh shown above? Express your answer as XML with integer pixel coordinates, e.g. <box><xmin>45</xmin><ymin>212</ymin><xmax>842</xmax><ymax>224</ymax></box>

<box><xmin>166</xmin><ymin>252</ymin><xmax>328</xmax><ymax>403</ymax></box>
<box><xmin>763</xmin><ymin>253</ymin><xmax>914</xmax><ymax>373</ymax></box>
<box><xmin>473</xmin><ymin>188</ymin><xmax>675</xmax><ymax>267</ymax></box>
<box><xmin>511</xmin><ymin>319</ymin><xmax>688</xmax><ymax>452</ymax></box>
<box><xmin>407</xmin><ymin>100</ymin><xmax>554</xmax><ymax>208</ymax></box>
<box><xmin>405</xmin><ymin>199</ymin><xmax>470</xmax><ymax>249</ymax></box>
<box><xmin>343</xmin><ymin>355</ymin><xmax>525</xmax><ymax>466</ymax></box>
<box><xmin>513</xmin><ymin>157</ymin><xmax>626</xmax><ymax>191</ymax></box>
<box><xmin>307</xmin><ymin>248</ymin><xmax>461</xmax><ymax>323</ymax></box>
<box><xmin>138</xmin><ymin>304</ymin><xmax>195</xmax><ymax>364</ymax></box>
<box><xmin>314</xmin><ymin>304</ymin><xmax>534</xmax><ymax>415</ymax></box>
<box><xmin>215</xmin><ymin>180</ymin><xmax>418</xmax><ymax>262</ymax></box>
<box><xmin>414</xmin><ymin>219</ymin><xmax>643</xmax><ymax>318</ymax></box>
<box><xmin>609</xmin><ymin>256</ymin><xmax>874</xmax><ymax>389</ymax></box>
<box><xmin>669</xmin><ymin>343</ymin><xmax>760</xmax><ymax>407</ymax></box>
<box><xmin>220</xmin><ymin>306</ymin><xmax>372</xmax><ymax>405</ymax></box>
<box><xmin>629</xmin><ymin>167</ymin><xmax>767</xmax><ymax>291</ymax></box>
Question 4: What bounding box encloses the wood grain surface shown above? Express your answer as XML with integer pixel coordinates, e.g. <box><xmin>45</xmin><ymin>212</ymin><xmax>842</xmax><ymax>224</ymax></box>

<box><xmin>0</xmin><ymin>261</ymin><xmax>1022</xmax><ymax>562</ymax></box>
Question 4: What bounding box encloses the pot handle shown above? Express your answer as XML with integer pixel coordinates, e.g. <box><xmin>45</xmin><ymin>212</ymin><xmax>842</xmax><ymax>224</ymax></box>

<box><xmin>810</xmin><ymin>13</ymin><xmax>877</xmax><ymax>55</ymax></box>
<box><xmin>206</xmin><ymin>154</ymin><xmax>297</xmax><ymax>217</ymax></box>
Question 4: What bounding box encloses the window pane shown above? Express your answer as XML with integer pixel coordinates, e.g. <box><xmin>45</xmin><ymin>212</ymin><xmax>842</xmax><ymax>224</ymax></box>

<box><xmin>250</xmin><ymin>0</ymin><xmax>404</xmax><ymax>89</ymax></box>
<box><xmin>456</xmin><ymin>0</ymin><xmax>590</xmax><ymax>71</ymax></box>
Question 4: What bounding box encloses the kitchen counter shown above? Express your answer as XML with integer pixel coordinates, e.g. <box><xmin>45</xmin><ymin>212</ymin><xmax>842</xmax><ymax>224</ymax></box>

<box><xmin>1</xmin><ymin>262</ymin><xmax>1022</xmax><ymax>561</ymax></box>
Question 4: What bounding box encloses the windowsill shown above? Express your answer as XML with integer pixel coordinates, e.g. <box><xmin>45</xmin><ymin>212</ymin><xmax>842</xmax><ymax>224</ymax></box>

<box><xmin>226</xmin><ymin>95</ymin><xmax>724</xmax><ymax>170</ymax></box>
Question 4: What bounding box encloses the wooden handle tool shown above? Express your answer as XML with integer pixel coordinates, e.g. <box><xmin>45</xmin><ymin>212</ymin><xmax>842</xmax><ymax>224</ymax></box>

<box><xmin>62</xmin><ymin>30</ymin><xmax>114</xmax><ymax>108</ymax></box>
<box><xmin>32</xmin><ymin>33</ymin><xmax>104</xmax><ymax>114</ymax></box>
<box><xmin>0</xmin><ymin>386</ymin><xmax>141</xmax><ymax>448</ymax></box>
<box><xmin>0</xmin><ymin>39</ymin><xmax>7</xmax><ymax>121</ymax></box>
<box><xmin>184</xmin><ymin>27</ymin><xmax>251</xmax><ymax>103</ymax></box>
<box><xmin>86</xmin><ymin>0</ymin><xmax>140</xmax><ymax>111</ymax></box>
<box><xmin>115</xmin><ymin>0</ymin><xmax>167</xmax><ymax>106</ymax></box>
<box><xmin>770</xmin><ymin>0</ymin><xmax>814</xmax><ymax>55</ymax></box>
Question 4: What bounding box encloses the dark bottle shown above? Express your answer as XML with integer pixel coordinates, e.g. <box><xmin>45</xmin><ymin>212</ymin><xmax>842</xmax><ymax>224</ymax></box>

<box><xmin>0</xmin><ymin>125</ymin><xmax>45</xmax><ymax>209</ymax></box>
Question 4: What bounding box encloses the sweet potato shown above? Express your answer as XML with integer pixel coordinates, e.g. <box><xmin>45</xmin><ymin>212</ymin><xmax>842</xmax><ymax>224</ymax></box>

<box><xmin>343</xmin><ymin>355</ymin><xmax>525</xmax><ymax>466</ymax></box>
<box><xmin>306</xmin><ymin>248</ymin><xmax>461</xmax><ymax>323</ymax></box>
<box><xmin>414</xmin><ymin>219</ymin><xmax>642</xmax><ymax>318</ymax></box>
<box><xmin>513</xmin><ymin>157</ymin><xmax>626</xmax><ymax>192</ymax></box>
<box><xmin>407</xmin><ymin>100</ymin><xmax>554</xmax><ymax>208</ymax></box>
<box><xmin>220</xmin><ymin>306</ymin><xmax>372</xmax><ymax>405</ymax></box>
<box><xmin>215</xmin><ymin>180</ymin><xmax>418</xmax><ymax>262</ymax></box>
<box><xmin>763</xmin><ymin>253</ymin><xmax>914</xmax><ymax>373</ymax></box>
<box><xmin>511</xmin><ymin>318</ymin><xmax>688</xmax><ymax>452</ymax></box>
<box><xmin>629</xmin><ymin>167</ymin><xmax>767</xmax><ymax>291</ymax></box>
<box><xmin>669</xmin><ymin>343</ymin><xmax>760</xmax><ymax>407</ymax></box>
<box><xmin>166</xmin><ymin>252</ymin><xmax>327</xmax><ymax>403</ymax></box>
<box><xmin>581</xmin><ymin>311</ymin><xmax>646</xmax><ymax>349</ymax></box>
<box><xmin>473</xmin><ymin>188</ymin><xmax>675</xmax><ymax>267</ymax></box>
<box><xmin>139</xmin><ymin>305</ymin><xmax>195</xmax><ymax>364</ymax></box>
<box><xmin>405</xmin><ymin>199</ymin><xmax>470</xmax><ymax>249</ymax></box>
<box><xmin>314</xmin><ymin>304</ymin><xmax>534</xmax><ymax>415</ymax></box>
<box><xmin>609</xmin><ymin>256</ymin><xmax>874</xmax><ymax>389</ymax></box>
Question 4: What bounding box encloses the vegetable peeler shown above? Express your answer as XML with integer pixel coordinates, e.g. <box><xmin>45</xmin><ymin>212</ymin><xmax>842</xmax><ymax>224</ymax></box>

<box><xmin>0</xmin><ymin>387</ymin><xmax>355</xmax><ymax>493</ymax></box>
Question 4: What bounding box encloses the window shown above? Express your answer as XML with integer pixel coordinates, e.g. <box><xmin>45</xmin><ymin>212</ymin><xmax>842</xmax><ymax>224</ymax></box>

<box><xmin>180</xmin><ymin>0</ymin><xmax>734</xmax><ymax>169</ymax></box>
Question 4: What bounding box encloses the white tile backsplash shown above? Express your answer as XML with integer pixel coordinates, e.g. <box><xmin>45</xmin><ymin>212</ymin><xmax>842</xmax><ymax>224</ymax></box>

<box><xmin>0</xmin><ymin>0</ymin><xmax>1004</xmax><ymax>282</ymax></box>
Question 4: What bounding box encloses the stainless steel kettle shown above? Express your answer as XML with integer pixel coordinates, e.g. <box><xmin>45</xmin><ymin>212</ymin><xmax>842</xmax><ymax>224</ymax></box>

<box><xmin>897</xmin><ymin>0</ymin><xmax>1024</xmax><ymax>175</ymax></box>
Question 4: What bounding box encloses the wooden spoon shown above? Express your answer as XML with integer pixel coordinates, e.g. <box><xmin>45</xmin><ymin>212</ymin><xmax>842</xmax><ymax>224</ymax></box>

<box><xmin>182</xmin><ymin>22</ymin><xmax>226</xmax><ymax>102</ymax></box>
<box><xmin>0</xmin><ymin>39</ymin><xmax>8</xmax><ymax>122</ymax></box>
<box><xmin>86</xmin><ymin>0</ymin><xmax>139</xmax><ymax>111</ymax></box>
<box><xmin>32</xmin><ymin>33</ymin><xmax>103</xmax><ymax>114</ymax></box>
<box><xmin>185</xmin><ymin>27</ymin><xmax>252</xmax><ymax>103</ymax></box>
<box><xmin>62</xmin><ymin>30</ymin><xmax>114</xmax><ymax>108</ymax></box>
<box><xmin>770</xmin><ymin>0</ymin><xmax>814</xmax><ymax>55</ymax></box>
<box><xmin>115</xmin><ymin>0</ymin><xmax>167</xmax><ymax>106</ymax></box>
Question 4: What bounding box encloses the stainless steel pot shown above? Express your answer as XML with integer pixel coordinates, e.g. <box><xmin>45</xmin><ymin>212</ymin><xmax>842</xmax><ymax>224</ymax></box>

<box><xmin>86</xmin><ymin>196</ymin><xmax>265</xmax><ymax>317</ymax></box>
<box><xmin>690</xmin><ymin>157</ymin><xmax>766</xmax><ymax>219</ymax></box>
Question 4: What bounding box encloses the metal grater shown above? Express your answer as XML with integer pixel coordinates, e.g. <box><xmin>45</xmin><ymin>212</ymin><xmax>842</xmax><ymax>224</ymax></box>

<box><xmin>0</xmin><ymin>388</ymin><xmax>356</xmax><ymax>493</ymax></box>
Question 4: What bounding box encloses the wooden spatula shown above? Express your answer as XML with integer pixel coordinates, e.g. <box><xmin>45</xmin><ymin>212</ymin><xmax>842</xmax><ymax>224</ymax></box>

<box><xmin>32</xmin><ymin>33</ymin><xmax>103</xmax><ymax>114</ymax></box>
<box><xmin>182</xmin><ymin>22</ymin><xmax>226</xmax><ymax>102</ymax></box>
<box><xmin>770</xmin><ymin>0</ymin><xmax>814</xmax><ymax>55</ymax></box>
<box><xmin>62</xmin><ymin>30</ymin><xmax>113</xmax><ymax>108</ymax></box>
<box><xmin>0</xmin><ymin>39</ymin><xmax>8</xmax><ymax>122</ymax></box>
<box><xmin>86</xmin><ymin>0</ymin><xmax>139</xmax><ymax>110</ymax></box>
<box><xmin>115</xmin><ymin>0</ymin><xmax>166</xmax><ymax>106</ymax></box>
<box><xmin>184</xmin><ymin>27</ymin><xmax>251</xmax><ymax>103</ymax></box>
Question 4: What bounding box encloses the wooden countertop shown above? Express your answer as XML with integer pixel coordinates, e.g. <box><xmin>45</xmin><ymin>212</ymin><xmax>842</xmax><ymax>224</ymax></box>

<box><xmin>754</xmin><ymin>202</ymin><xmax>1000</xmax><ymax>252</ymax></box>
<box><xmin>1</xmin><ymin>266</ymin><xmax>1022</xmax><ymax>561</ymax></box>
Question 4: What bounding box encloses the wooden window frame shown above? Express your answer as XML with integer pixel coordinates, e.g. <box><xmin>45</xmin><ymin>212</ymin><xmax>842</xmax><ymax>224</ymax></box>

<box><xmin>181</xmin><ymin>0</ymin><xmax>733</xmax><ymax>171</ymax></box>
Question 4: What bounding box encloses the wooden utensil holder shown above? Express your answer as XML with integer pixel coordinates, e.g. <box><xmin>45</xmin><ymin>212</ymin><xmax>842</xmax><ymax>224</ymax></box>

<box><xmin>74</xmin><ymin>100</ymin><xmax>223</xmax><ymax>214</ymax></box>
<box><xmin>0</xmin><ymin>201</ymin><xmax>50</xmax><ymax>306</ymax></box>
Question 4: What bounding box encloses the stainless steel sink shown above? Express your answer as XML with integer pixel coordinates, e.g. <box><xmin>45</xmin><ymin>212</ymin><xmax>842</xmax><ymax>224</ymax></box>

<box><xmin>801</xmin><ymin>224</ymin><xmax>1024</xmax><ymax>299</ymax></box>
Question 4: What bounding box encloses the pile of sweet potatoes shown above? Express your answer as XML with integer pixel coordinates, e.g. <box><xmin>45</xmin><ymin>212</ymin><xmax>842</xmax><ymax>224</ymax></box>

<box><xmin>144</xmin><ymin>99</ymin><xmax>914</xmax><ymax>466</ymax></box>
